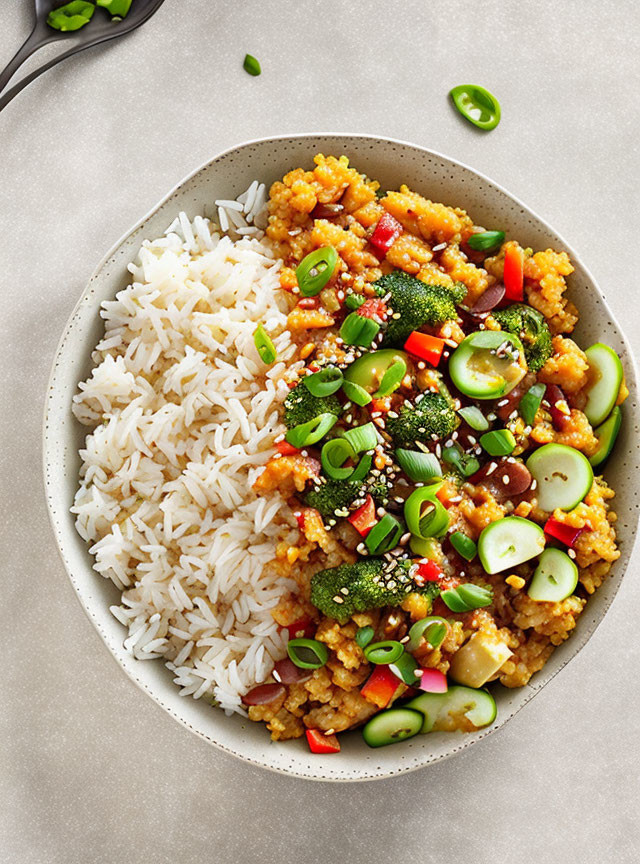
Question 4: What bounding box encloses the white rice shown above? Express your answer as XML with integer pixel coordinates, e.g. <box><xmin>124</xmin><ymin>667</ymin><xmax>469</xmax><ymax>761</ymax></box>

<box><xmin>72</xmin><ymin>185</ymin><xmax>303</xmax><ymax>714</ymax></box>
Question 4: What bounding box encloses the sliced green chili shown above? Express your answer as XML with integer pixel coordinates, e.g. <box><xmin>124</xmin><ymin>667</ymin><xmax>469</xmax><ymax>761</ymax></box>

<box><xmin>519</xmin><ymin>382</ymin><xmax>546</xmax><ymax>426</ymax></box>
<box><xmin>343</xmin><ymin>422</ymin><xmax>377</xmax><ymax>454</ymax></box>
<box><xmin>404</xmin><ymin>486</ymin><xmax>450</xmax><ymax>539</ymax></box>
<box><xmin>395</xmin><ymin>449</ymin><xmax>442</xmax><ymax>482</ymax></box>
<box><xmin>341</xmin><ymin>379</ymin><xmax>372</xmax><ymax>406</ymax></box>
<box><xmin>365</xmin><ymin>513</ymin><xmax>403</xmax><ymax>555</ymax></box>
<box><xmin>243</xmin><ymin>54</ymin><xmax>262</xmax><ymax>76</ymax></box>
<box><xmin>480</xmin><ymin>429</ymin><xmax>516</xmax><ymax>456</ymax></box>
<box><xmin>303</xmin><ymin>365</ymin><xmax>343</xmax><ymax>397</ymax></box>
<box><xmin>296</xmin><ymin>247</ymin><xmax>338</xmax><ymax>296</ymax></box>
<box><xmin>47</xmin><ymin>0</ymin><xmax>95</xmax><ymax>30</ymax></box>
<box><xmin>355</xmin><ymin>626</ymin><xmax>375</xmax><ymax>649</ymax></box>
<box><xmin>406</xmin><ymin>616</ymin><xmax>450</xmax><ymax>652</ymax></box>
<box><xmin>340</xmin><ymin>312</ymin><xmax>381</xmax><ymax>347</ymax></box>
<box><xmin>374</xmin><ymin>357</ymin><xmax>407</xmax><ymax>397</ymax></box>
<box><xmin>345</xmin><ymin>293</ymin><xmax>366</xmax><ymax>310</ymax></box>
<box><xmin>97</xmin><ymin>0</ymin><xmax>132</xmax><ymax>17</ymax></box>
<box><xmin>389</xmin><ymin>652</ymin><xmax>420</xmax><ymax>685</ymax></box>
<box><xmin>441</xmin><ymin>583</ymin><xmax>493</xmax><ymax>613</ymax></box>
<box><xmin>442</xmin><ymin>442</ymin><xmax>480</xmax><ymax>478</ymax></box>
<box><xmin>467</xmin><ymin>231</ymin><xmax>505</xmax><ymax>252</ymax></box>
<box><xmin>253</xmin><ymin>324</ymin><xmax>277</xmax><ymax>364</ymax></box>
<box><xmin>287</xmin><ymin>638</ymin><xmax>329</xmax><ymax>669</ymax></box>
<box><xmin>450</xmin><ymin>531</ymin><xmax>477</xmax><ymax>561</ymax></box>
<box><xmin>450</xmin><ymin>84</ymin><xmax>501</xmax><ymax>131</ymax></box>
<box><xmin>364</xmin><ymin>640</ymin><xmax>404</xmax><ymax>665</ymax></box>
<box><xmin>457</xmin><ymin>405</ymin><xmax>490</xmax><ymax>431</ymax></box>
<box><xmin>285</xmin><ymin>413</ymin><xmax>337</xmax><ymax>448</ymax></box>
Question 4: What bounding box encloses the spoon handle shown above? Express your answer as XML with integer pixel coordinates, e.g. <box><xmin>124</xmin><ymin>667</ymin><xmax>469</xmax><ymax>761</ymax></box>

<box><xmin>0</xmin><ymin>26</ymin><xmax>56</xmax><ymax>96</ymax></box>
<box><xmin>0</xmin><ymin>39</ymin><xmax>92</xmax><ymax>113</ymax></box>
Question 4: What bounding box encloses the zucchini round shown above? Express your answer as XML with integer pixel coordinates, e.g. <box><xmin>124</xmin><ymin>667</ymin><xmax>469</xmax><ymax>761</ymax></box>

<box><xmin>583</xmin><ymin>343</ymin><xmax>623</xmax><ymax>428</ymax></box>
<box><xmin>362</xmin><ymin>707</ymin><xmax>423</xmax><ymax>748</ymax></box>
<box><xmin>590</xmin><ymin>406</ymin><xmax>622</xmax><ymax>468</ymax></box>
<box><xmin>449</xmin><ymin>331</ymin><xmax>526</xmax><ymax>400</ymax></box>
<box><xmin>477</xmin><ymin>516</ymin><xmax>546</xmax><ymax>574</ymax></box>
<box><xmin>528</xmin><ymin>547</ymin><xmax>578</xmax><ymax>603</ymax></box>
<box><xmin>526</xmin><ymin>443</ymin><xmax>593</xmax><ymax>511</ymax></box>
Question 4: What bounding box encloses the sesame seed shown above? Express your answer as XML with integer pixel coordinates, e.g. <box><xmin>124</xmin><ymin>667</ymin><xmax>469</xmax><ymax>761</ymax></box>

<box><xmin>451</xmin><ymin>430</ymin><xmax>459</xmax><ymax>440</ymax></box>
<box><xmin>417</xmin><ymin>361</ymin><xmax>426</xmax><ymax>370</ymax></box>
<box><xmin>530</xmin><ymin>479</ymin><xmax>537</xmax><ymax>490</ymax></box>
<box><xmin>486</xmin><ymin>462</ymin><xmax>498</xmax><ymax>475</ymax></box>
<box><xmin>400</xmin><ymin>532</ymin><xmax>411</xmax><ymax>545</ymax></box>
<box><xmin>497</xmin><ymin>399</ymin><xmax>509</xmax><ymax>407</ymax></box>
<box><xmin>502</xmin><ymin>476</ymin><xmax>510</xmax><ymax>485</ymax></box>
<box><xmin>332</xmin><ymin>595</ymin><xmax>344</xmax><ymax>604</ymax></box>
<box><xmin>394</xmin><ymin>496</ymin><xmax>405</xmax><ymax>504</ymax></box>
<box><xmin>568</xmin><ymin>549</ymin><xmax>577</xmax><ymax>559</ymax></box>
<box><xmin>272</xmin><ymin>670</ymin><xmax>282</xmax><ymax>683</ymax></box>
<box><xmin>373</xmin><ymin>418</ymin><xmax>386</xmax><ymax>428</ymax></box>
<box><xmin>468</xmin><ymin>436</ymin><xmax>477</xmax><ymax>445</ymax></box>
<box><xmin>400</xmin><ymin>635</ymin><xmax>410</xmax><ymax>644</ymax></box>
<box><xmin>340</xmin><ymin>587</ymin><xmax>349</xmax><ymax>595</ymax></box>
<box><xmin>371</xmin><ymin>411</ymin><xmax>381</xmax><ymax>418</ymax></box>
<box><xmin>387</xmin><ymin>411</ymin><xmax>399</xmax><ymax>419</ymax></box>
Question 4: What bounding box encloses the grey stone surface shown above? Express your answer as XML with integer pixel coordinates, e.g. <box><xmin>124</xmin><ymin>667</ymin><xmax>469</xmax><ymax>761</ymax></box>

<box><xmin>1</xmin><ymin>0</ymin><xmax>639</xmax><ymax>861</ymax></box>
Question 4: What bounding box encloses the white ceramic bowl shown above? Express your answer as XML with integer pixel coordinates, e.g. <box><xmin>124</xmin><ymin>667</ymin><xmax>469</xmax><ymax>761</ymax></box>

<box><xmin>43</xmin><ymin>134</ymin><xmax>640</xmax><ymax>782</ymax></box>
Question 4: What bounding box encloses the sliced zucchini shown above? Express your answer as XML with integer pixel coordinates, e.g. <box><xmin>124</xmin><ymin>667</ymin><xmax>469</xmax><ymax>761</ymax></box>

<box><xmin>362</xmin><ymin>707</ymin><xmax>423</xmax><ymax>748</ymax></box>
<box><xmin>344</xmin><ymin>349</ymin><xmax>409</xmax><ymax>395</ymax></box>
<box><xmin>583</xmin><ymin>343</ymin><xmax>623</xmax><ymax>428</ymax></box>
<box><xmin>477</xmin><ymin>516</ymin><xmax>546</xmax><ymax>574</ymax></box>
<box><xmin>590</xmin><ymin>406</ymin><xmax>622</xmax><ymax>468</ymax></box>
<box><xmin>526</xmin><ymin>443</ymin><xmax>593</xmax><ymax>511</ymax></box>
<box><xmin>528</xmin><ymin>547</ymin><xmax>578</xmax><ymax>602</ymax></box>
<box><xmin>449</xmin><ymin>331</ymin><xmax>526</xmax><ymax>400</ymax></box>
<box><xmin>407</xmin><ymin>685</ymin><xmax>497</xmax><ymax>732</ymax></box>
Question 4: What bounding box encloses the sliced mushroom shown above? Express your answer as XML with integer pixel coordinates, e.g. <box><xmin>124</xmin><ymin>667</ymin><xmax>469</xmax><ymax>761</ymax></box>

<box><xmin>241</xmin><ymin>683</ymin><xmax>286</xmax><ymax>706</ymax></box>
<box><xmin>469</xmin><ymin>458</ymin><xmax>532</xmax><ymax>501</ymax></box>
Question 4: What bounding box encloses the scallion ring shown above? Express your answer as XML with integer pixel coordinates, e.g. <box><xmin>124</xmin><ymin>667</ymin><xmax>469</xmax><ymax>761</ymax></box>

<box><xmin>374</xmin><ymin>357</ymin><xmax>407</xmax><ymax>397</ymax></box>
<box><xmin>287</xmin><ymin>637</ymin><xmax>329</xmax><ymax>669</ymax></box>
<box><xmin>406</xmin><ymin>616</ymin><xmax>450</xmax><ymax>652</ymax></box>
<box><xmin>457</xmin><ymin>405</ymin><xmax>489</xmax><ymax>431</ymax></box>
<box><xmin>340</xmin><ymin>312</ymin><xmax>381</xmax><ymax>347</ymax></box>
<box><xmin>355</xmin><ymin>625</ymin><xmax>375</xmax><ymax>649</ymax></box>
<box><xmin>364</xmin><ymin>640</ymin><xmax>404</xmax><ymax>665</ymax></box>
<box><xmin>285</xmin><ymin>413</ymin><xmax>337</xmax><ymax>448</ymax></box>
<box><xmin>388</xmin><ymin>652</ymin><xmax>420</xmax><ymax>685</ymax></box>
<box><xmin>343</xmin><ymin>422</ymin><xmax>377</xmax><ymax>454</ymax></box>
<box><xmin>296</xmin><ymin>247</ymin><xmax>338</xmax><ymax>297</ymax></box>
<box><xmin>404</xmin><ymin>486</ymin><xmax>450</xmax><ymax>539</ymax></box>
<box><xmin>450</xmin><ymin>531</ymin><xmax>477</xmax><ymax>561</ymax></box>
<box><xmin>341</xmin><ymin>379</ymin><xmax>372</xmax><ymax>406</ymax></box>
<box><xmin>253</xmin><ymin>324</ymin><xmax>277</xmax><ymax>364</ymax></box>
<box><xmin>441</xmin><ymin>583</ymin><xmax>493</xmax><ymax>613</ymax></box>
<box><xmin>364</xmin><ymin>513</ymin><xmax>403</xmax><ymax>555</ymax></box>
<box><xmin>303</xmin><ymin>365</ymin><xmax>343</xmax><ymax>397</ymax></box>
<box><xmin>321</xmin><ymin>438</ymin><xmax>356</xmax><ymax>480</ymax></box>
<box><xmin>395</xmin><ymin>449</ymin><xmax>442</xmax><ymax>482</ymax></box>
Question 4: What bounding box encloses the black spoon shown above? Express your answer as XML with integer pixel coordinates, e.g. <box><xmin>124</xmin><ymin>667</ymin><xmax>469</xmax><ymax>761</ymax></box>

<box><xmin>0</xmin><ymin>0</ymin><xmax>166</xmax><ymax>112</ymax></box>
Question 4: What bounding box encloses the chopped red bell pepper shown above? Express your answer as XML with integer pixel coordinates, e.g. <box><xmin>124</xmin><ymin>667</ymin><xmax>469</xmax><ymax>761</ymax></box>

<box><xmin>276</xmin><ymin>440</ymin><xmax>300</xmax><ymax>456</ymax></box>
<box><xmin>545</xmin><ymin>384</ymin><xmax>571</xmax><ymax>430</ymax></box>
<box><xmin>348</xmin><ymin>495</ymin><xmax>377</xmax><ymax>536</ymax></box>
<box><xmin>282</xmin><ymin>616</ymin><xmax>316</xmax><ymax>639</ymax></box>
<box><xmin>415</xmin><ymin>560</ymin><xmax>443</xmax><ymax>583</ymax></box>
<box><xmin>295</xmin><ymin>511</ymin><xmax>307</xmax><ymax>530</ymax></box>
<box><xmin>357</xmin><ymin>297</ymin><xmax>388</xmax><ymax>321</ymax></box>
<box><xmin>305</xmin><ymin>729</ymin><xmax>341</xmax><ymax>754</ymax></box>
<box><xmin>503</xmin><ymin>245</ymin><xmax>524</xmax><ymax>301</ymax></box>
<box><xmin>369</xmin><ymin>212</ymin><xmax>403</xmax><ymax>255</ymax></box>
<box><xmin>403</xmin><ymin>331</ymin><xmax>446</xmax><ymax>366</ymax></box>
<box><xmin>361</xmin><ymin>664</ymin><xmax>402</xmax><ymax>708</ymax></box>
<box><xmin>544</xmin><ymin>517</ymin><xmax>584</xmax><ymax>548</ymax></box>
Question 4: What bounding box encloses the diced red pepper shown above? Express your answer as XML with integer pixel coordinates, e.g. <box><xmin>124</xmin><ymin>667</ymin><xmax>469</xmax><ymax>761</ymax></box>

<box><xmin>416</xmin><ymin>560</ymin><xmax>443</xmax><ymax>583</ymax></box>
<box><xmin>357</xmin><ymin>297</ymin><xmax>388</xmax><ymax>321</ymax></box>
<box><xmin>305</xmin><ymin>729</ymin><xmax>341</xmax><ymax>754</ymax></box>
<box><xmin>361</xmin><ymin>665</ymin><xmax>402</xmax><ymax>709</ymax></box>
<box><xmin>369</xmin><ymin>212</ymin><xmax>403</xmax><ymax>255</ymax></box>
<box><xmin>283</xmin><ymin>616</ymin><xmax>315</xmax><ymax>639</ymax></box>
<box><xmin>545</xmin><ymin>384</ymin><xmax>571</xmax><ymax>430</ymax></box>
<box><xmin>503</xmin><ymin>245</ymin><xmax>524</xmax><ymax>301</ymax></box>
<box><xmin>276</xmin><ymin>440</ymin><xmax>300</xmax><ymax>456</ymax></box>
<box><xmin>403</xmin><ymin>331</ymin><xmax>446</xmax><ymax>366</ymax></box>
<box><xmin>544</xmin><ymin>517</ymin><xmax>584</xmax><ymax>549</ymax></box>
<box><xmin>347</xmin><ymin>494</ymin><xmax>377</xmax><ymax>537</ymax></box>
<box><xmin>295</xmin><ymin>511</ymin><xmax>307</xmax><ymax>530</ymax></box>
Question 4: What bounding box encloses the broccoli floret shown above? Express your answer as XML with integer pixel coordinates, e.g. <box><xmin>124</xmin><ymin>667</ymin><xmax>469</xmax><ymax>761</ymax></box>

<box><xmin>374</xmin><ymin>271</ymin><xmax>464</xmax><ymax>346</ymax></box>
<box><xmin>283</xmin><ymin>381</ymin><xmax>341</xmax><ymax>428</ymax></box>
<box><xmin>304</xmin><ymin>478</ymin><xmax>364</xmax><ymax>519</ymax></box>
<box><xmin>310</xmin><ymin>558</ymin><xmax>439</xmax><ymax>623</ymax></box>
<box><xmin>492</xmin><ymin>303</ymin><xmax>552</xmax><ymax>373</ymax></box>
<box><xmin>386</xmin><ymin>392</ymin><xmax>458</xmax><ymax>447</ymax></box>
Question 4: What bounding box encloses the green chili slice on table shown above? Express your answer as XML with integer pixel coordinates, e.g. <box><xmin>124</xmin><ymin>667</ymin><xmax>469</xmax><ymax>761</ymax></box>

<box><xmin>406</xmin><ymin>616</ymin><xmax>450</xmax><ymax>652</ymax></box>
<box><xmin>364</xmin><ymin>640</ymin><xmax>404</xmax><ymax>665</ymax></box>
<box><xmin>47</xmin><ymin>0</ymin><xmax>95</xmax><ymax>30</ymax></box>
<box><xmin>303</xmin><ymin>365</ymin><xmax>343</xmax><ymax>397</ymax></box>
<box><xmin>342</xmin><ymin>379</ymin><xmax>373</xmax><ymax>406</ymax></box>
<box><xmin>296</xmin><ymin>247</ymin><xmax>338</xmax><ymax>296</ymax></box>
<box><xmin>287</xmin><ymin>638</ymin><xmax>329</xmax><ymax>669</ymax></box>
<box><xmin>285</xmin><ymin>413</ymin><xmax>337</xmax><ymax>448</ymax></box>
<box><xmin>243</xmin><ymin>54</ymin><xmax>262</xmax><ymax>76</ymax></box>
<box><xmin>374</xmin><ymin>357</ymin><xmax>407</xmax><ymax>397</ymax></box>
<box><xmin>340</xmin><ymin>312</ymin><xmax>381</xmax><ymax>347</ymax></box>
<box><xmin>450</xmin><ymin>84</ymin><xmax>501</xmax><ymax>131</ymax></box>
<box><xmin>404</xmin><ymin>486</ymin><xmax>450</xmax><ymax>539</ymax></box>
<box><xmin>355</xmin><ymin>626</ymin><xmax>375</xmax><ymax>649</ymax></box>
<box><xmin>364</xmin><ymin>513</ymin><xmax>403</xmax><ymax>555</ymax></box>
<box><xmin>467</xmin><ymin>231</ymin><xmax>505</xmax><ymax>252</ymax></box>
<box><xmin>253</xmin><ymin>324</ymin><xmax>277</xmax><ymax>364</ymax></box>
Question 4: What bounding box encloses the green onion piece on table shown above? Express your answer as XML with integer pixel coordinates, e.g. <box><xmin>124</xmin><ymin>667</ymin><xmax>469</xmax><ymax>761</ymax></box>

<box><xmin>406</xmin><ymin>616</ymin><xmax>450</xmax><ymax>652</ymax></box>
<box><xmin>404</xmin><ymin>486</ymin><xmax>450</xmax><ymax>539</ymax></box>
<box><xmin>303</xmin><ymin>365</ymin><xmax>343</xmax><ymax>397</ymax></box>
<box><xmin>287</xmin><ymin>638</ymin><xmax>329</xmax><ymax>669</ymax></box>
<box><xmin>296</xmin><ymin>247</ymin><xmax>338</xmax><ymax>296</ymax></box>
<box><xmin>441</xmin><ymin>583</ymin><xmax>493</xmax><ymax>613</ymax></box>
<box><xmin>343</xmin><ymin>422</ymin><xmax>377</xmax><ymax>454</ymax></box>
<box><xmin>374</xmin><ymin>357</ymin><xmax>407</xmax><ymax>397</ymax></box>
<box><xmin>519</xmin><ymin>382</ymin><xmax>546</xmax><ymax>426</ymax></box>
<box><xmin>450</xmin><ymin>531</ymin><xmax>477</xmax><ymax>561</ymax></box>
<box><xmin>47</xmin><ymin>0</ymin><xmax>95</xmax><ymax>31</ymax></box>
<box><xmin>365</xmin><ymin>513</ymin><xmax>403</xmax><ymax>554</ymax></box>
<box><xmin>467</xmin><ymin>231</ymin><xmax>505</xmax><ymax>252</ymax></box>
<box><xmin>243</xmin><ymin>54</ymin><xmax>262</xmax><ymax>76</ymax></box>
<box><xmin>450</xmin><ymin>84</ymin><xmax>501</xmax><ymax>131</ymax></box>
<box><xmin>340</xmin><ymin>312</ymin><xmax>381</xmax><ymax>347</ymax></box>
<box><xmin>285</xmin><ymin>413</ymin><xmax>337</xmax><ymax>448</ymax></box>
<box><xmin>479</xmin><ymin>429</ymin><xmax>516</xmax><ymax>456</ymax></box>
<box><xmin>364</xmin><ymin>640</ymin><xmax>404</xmax><ymax>665</ymax></box>
<box><xmin>342</xmin><ymin>379</ymin><xmax>372</xmax><ymax>406</ymax></box>
<box><xmin>253</xmin><ymin>324</ymin><xmax>277</xmax><ymax>364</ymax></box>
<box><xmin>457</xmin><ymin>405</ymin><xmax>490</xmax><ymax>431</ymax></box>
<box><xmin>355</xmin><ymin>626</ymin><xmax>375</xmax><ymax>649</ymax></box>
<box><xmin>395</xmin><ymin>449</ymin><xmax>442</xmax><ymax>482</ymax></box>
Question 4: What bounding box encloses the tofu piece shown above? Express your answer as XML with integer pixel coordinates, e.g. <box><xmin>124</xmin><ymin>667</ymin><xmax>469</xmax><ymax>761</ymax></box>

<box><xmin>448</xmin><ymin>631</ymin><xmax>513</xmax><ymax>688</ymax></box>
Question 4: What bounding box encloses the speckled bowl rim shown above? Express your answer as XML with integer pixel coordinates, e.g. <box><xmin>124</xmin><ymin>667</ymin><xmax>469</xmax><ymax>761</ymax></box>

<box><xmin>43</xmin><ymin>133</ymin><xmax>640</xmax><ymax>782</ymax></box>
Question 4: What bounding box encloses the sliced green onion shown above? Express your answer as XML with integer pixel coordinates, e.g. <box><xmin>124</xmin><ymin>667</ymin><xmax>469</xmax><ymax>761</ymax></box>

<box><xmin>355</xmin><ymin>626</ymin><xmax>375</xmax><ymax>649</ymax></box>
<box><xmin>349</xmin><ymin>453</ymin><xmax>373</xmax><ymax>483</ymax></box>
<box><xmin>441</xmin><ymin>583</ymin><xmax>493</xmax><ymax>613</ymax></box>
<box><xmin>404</xmin><ymin>486</ymin><xmax>450</xmax><ymax>539</ymax></box>
<box><xmin>389</xmin><ymin>652</ymin><xmax>420</xmax><ymax>685</ymax></box>
<box><xmin>374</xmin><ymin>357</ymin><xmax>407</xmax><ymax>397</ymax></box>
<box><xmin>285</xmin><ymin>413</ymin><xmax>337</xmax><ymax>448</ymax></box>
<box><xmin>467</xmin><ymin>231</ymin><xmax>505</xmax><ymax>252</ymax></box>
<box><xmin>253</xmin><ymin>324</ymin><xmax>277</xmax><ymax>364</ymax></box>
<box><xmin>450</xmin><ymin>531</ymin><xmax>477</xmax><ymax>561</ymax></box>
<box><xmin>303</xmin><ymin>366</ymin><xmax>343</xmax><ymax>397</ymax></box>
<box><xmin>519</xmin><ymin>382</ymin><xmax>546</xmax><ymax>426</ymax></box>
<box><xmin>343</xmin><ymin>422</ymin><xmax>377</xmax><ymax>454</ymax></box>
<box><xmin>457</xmin><ymin>405</ymin><xmax>489</xmax><ymax>431</ymax></box>
<box><xmin>479</xmin><ymin>429</ymin><xmax>516</xmax><ymax>456</ymax></box>
<box><xmin>409</xmin><ymin>535</ymin><xmax>441</xmax><ymax>558</ymax></box>
<box><xmin>340</xmin><ymin>312</ymin><xmax>381</xmax><ymax>347</ymax></box>
<box><xmin>395</xmin><ymin>449</ymin><xmax>442</xmax><ymax>482</ymax></box>
<box><xmin>442</xmin><ymin>443</ymin><xmax>480</xmax><ymax>478</ymax></box>
<box><xmin>243</xmin><ymin>54</ymin><xmax>262</xmax><ymax>76</ymax></box>
<box><xmin>364</xmin><ymin>640</ymin><xmax>404</xmax><ymax>665</ymax></box>
<box><xmin>406</xmin><ymin>616</ymin><xmax>450</xmax><ymax>652</ymax></box>
<box><xmin>321</xmin><ymin>438</ymin><xmax>356</xmax><ymax>480</ymax></box>
<box><xmin>287</xmin><ymin>638</ymin><xmax>329</xmax><ymax>669</ymax></box>
<box><xmin>345</xmin><ymin>293</ymin><xmax>366</xmax><ymax>311</ymax></box>
<box><xmin>365</xmin><ymin>513</ymin><xmax>403</xmax><ymax>554</ymax></box>
<box><xmin>47</xmin><ymin>0</ymin><xmax>95</xmax><ymax>31</ymax></box>
<box><xmin>342</xmin><ymin>379</ymin><xmax>372</xmax><ymax>406</ymax></box>
<box><xmin>296</xmin><ymin>247</ymin><xmax>338</xmax><ymax>297</ymax></box>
